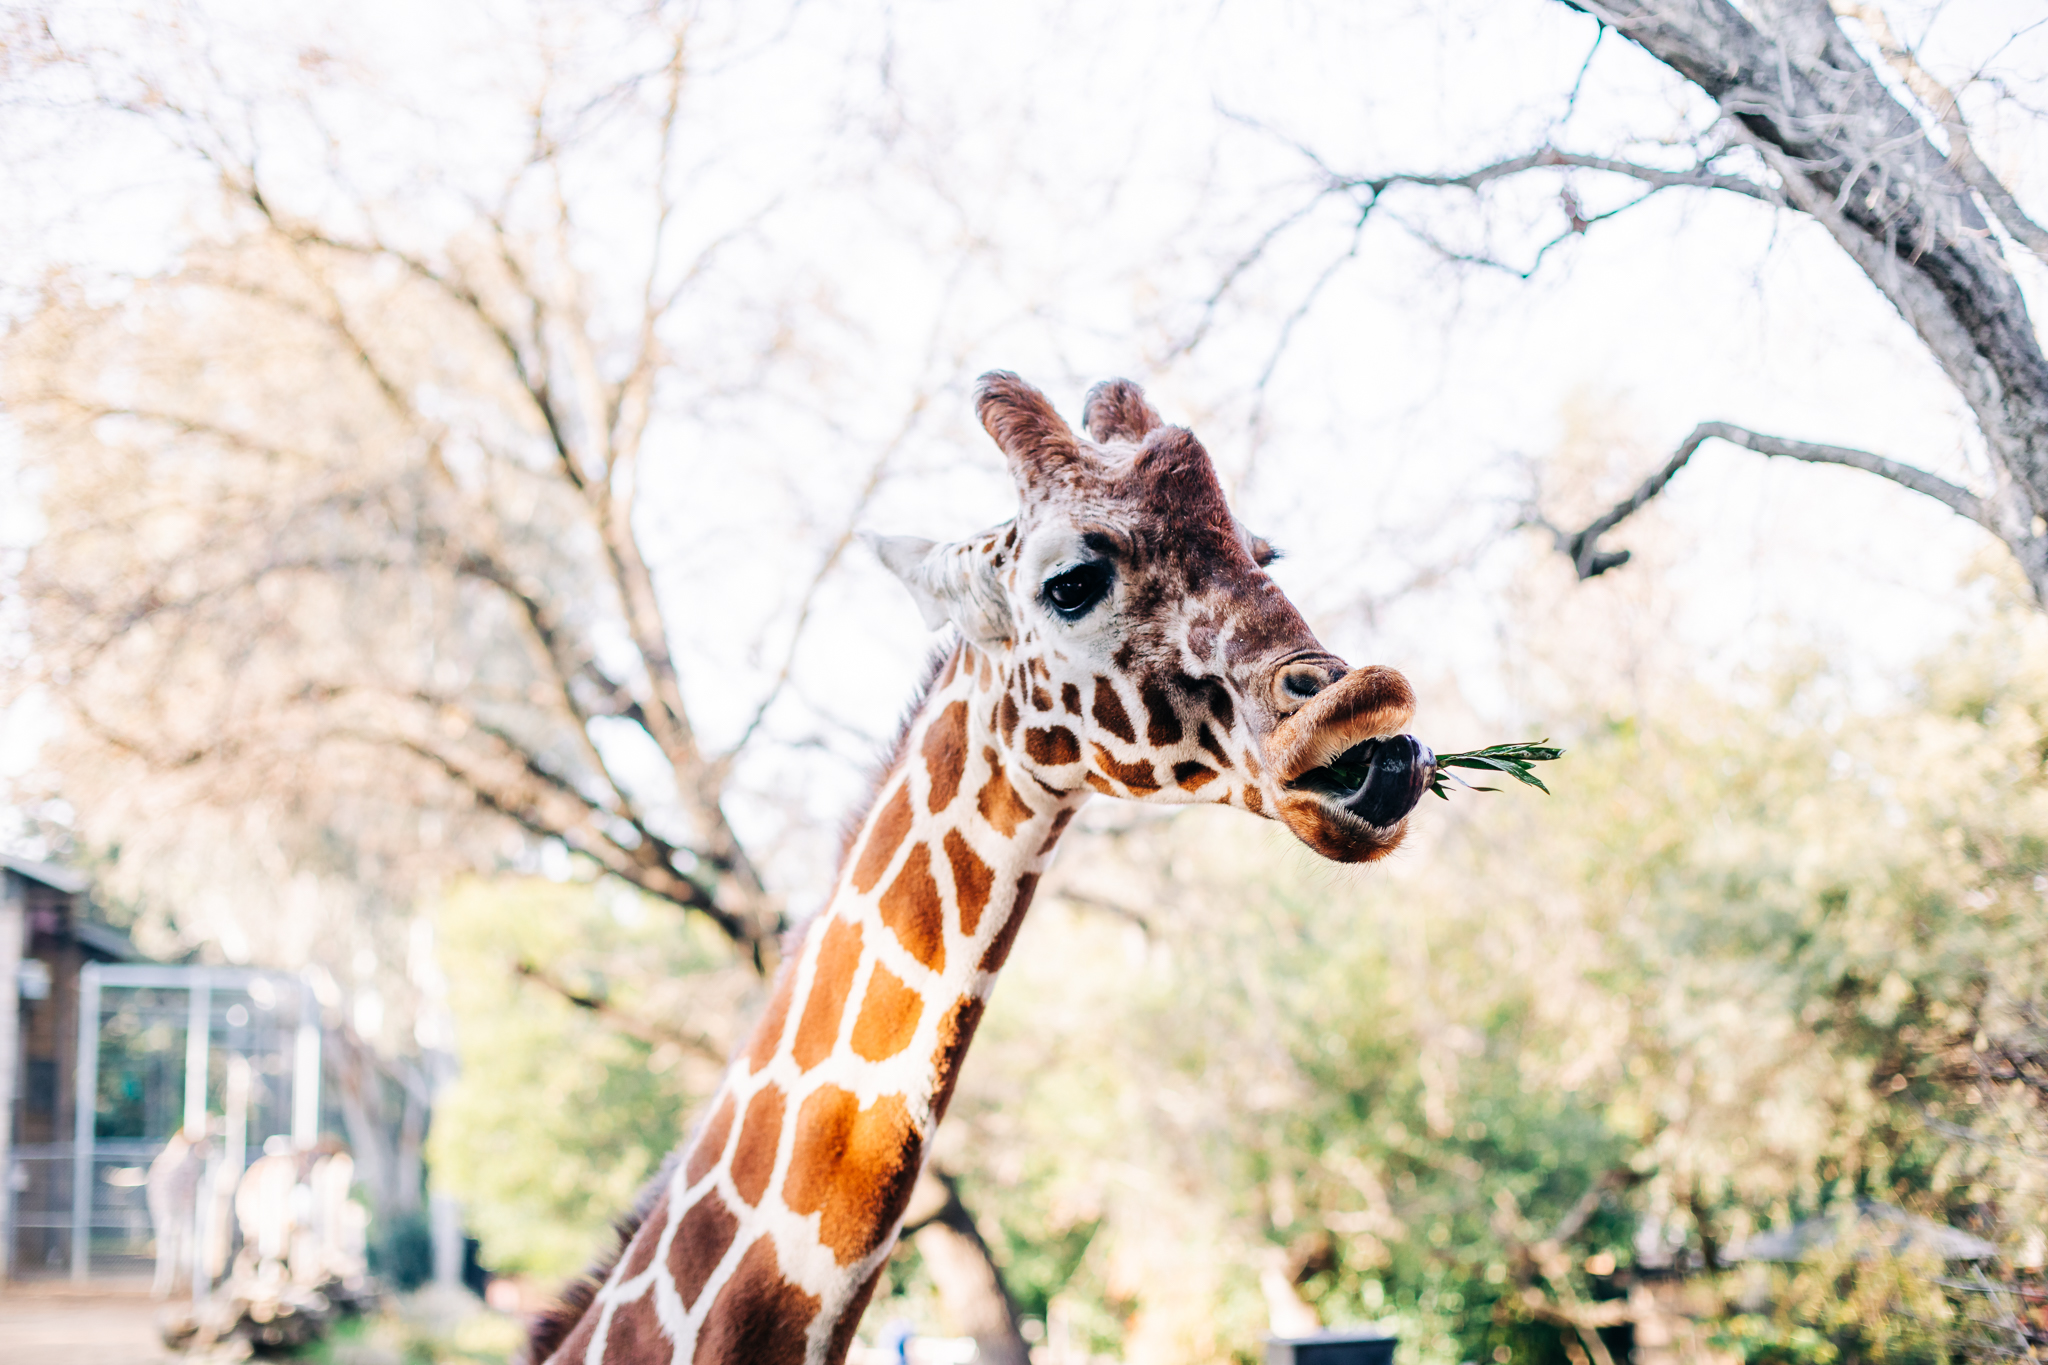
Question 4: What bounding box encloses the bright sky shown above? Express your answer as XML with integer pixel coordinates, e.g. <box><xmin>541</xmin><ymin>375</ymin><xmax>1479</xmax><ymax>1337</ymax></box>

<box><xmin>3</xmin><ymin>0</ymin><xmax>2045</xmax><ymax>910</ymax></box>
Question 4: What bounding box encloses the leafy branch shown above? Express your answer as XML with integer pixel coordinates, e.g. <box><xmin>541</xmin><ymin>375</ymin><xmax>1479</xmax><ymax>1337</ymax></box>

<box><xmin>1429</xmin><ymin>741</ymin><xmax>1565</xmax><ymax>799</ymax></box>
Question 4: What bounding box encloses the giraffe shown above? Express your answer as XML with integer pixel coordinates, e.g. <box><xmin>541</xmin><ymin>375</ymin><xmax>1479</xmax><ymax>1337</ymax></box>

<box><xmin>529</xmin><ymin>372</ymin><xmax>1437</xmax><ymax>1365</ymax></box>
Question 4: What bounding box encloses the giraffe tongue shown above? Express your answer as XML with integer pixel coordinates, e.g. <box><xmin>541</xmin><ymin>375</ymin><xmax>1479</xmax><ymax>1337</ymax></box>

<box><xmin>1300</xmin><ymin>735</ymin><xmax>1436</xmax><ymax>827</ymax></box>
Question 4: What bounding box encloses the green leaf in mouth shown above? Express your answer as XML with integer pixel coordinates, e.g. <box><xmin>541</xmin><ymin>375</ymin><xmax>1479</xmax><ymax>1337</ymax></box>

<box><xmin>1425</xmin><ymin>741</ymin><xmax>1564</xmax><ymax>799</ymax></box>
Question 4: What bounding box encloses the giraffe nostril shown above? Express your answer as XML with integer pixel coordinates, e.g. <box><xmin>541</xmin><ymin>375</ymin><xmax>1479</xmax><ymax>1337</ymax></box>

<box><xmin>1274</xmin><ymin>664</ymin><xmax>1330</xmax><ymax>710</ymax></box>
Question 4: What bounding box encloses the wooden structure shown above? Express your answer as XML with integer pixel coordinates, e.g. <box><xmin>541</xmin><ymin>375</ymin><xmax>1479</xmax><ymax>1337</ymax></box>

<box><xmin>1</xmin><ymin>854</ymin><xmax>141</xmax><ymax>1279</ymax></box>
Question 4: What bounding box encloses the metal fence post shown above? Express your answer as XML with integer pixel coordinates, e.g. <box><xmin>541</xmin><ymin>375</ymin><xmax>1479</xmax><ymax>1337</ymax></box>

<box><xmin>184</xmin><ymin>969</ymin><xmax>211</xmax><ymax>1138</ymax></box>
<box><xmin>0</xmin><ymin>872</ymin><xmax>23</xmax><ymax>1282</ymax></box>
<box><xmin>292</xmin><ymin>975</ymin><xmax>321</xmax><ymax>1148</ymax></box>
<box><xmin>70</xmin><ymin>963</ymin><xmax>100</xmax><ymax>1283</ymax></box>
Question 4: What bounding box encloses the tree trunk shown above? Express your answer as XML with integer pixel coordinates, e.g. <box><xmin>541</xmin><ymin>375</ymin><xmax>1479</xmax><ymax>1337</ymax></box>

<box><xmin>330</xmin><ymin>1026</ymin><xmax>397</xmax><ymax>1217</ymax></box>
<box><xmin>1565</xmin><ymin>0</ymin><xmax>2048</xmax><ymax>599</ymax></box>
<box><xmin>902</xmin><ymin>1165</ymin><xmax>1031</xmax><ymax>1365</ymax></box>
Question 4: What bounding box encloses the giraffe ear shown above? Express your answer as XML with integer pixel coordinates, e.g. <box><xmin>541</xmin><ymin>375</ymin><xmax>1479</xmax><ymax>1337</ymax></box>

<box><xmin>865</xmin><ymin>533</ymin><xmax>1012</xmax><ymax>647</ymax></box>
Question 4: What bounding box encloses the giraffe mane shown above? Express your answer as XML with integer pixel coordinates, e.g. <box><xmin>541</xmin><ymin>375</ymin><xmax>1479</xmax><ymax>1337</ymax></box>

<box><xmin>832</xmin><ymin>638</ymin><xmax>962</xmax><ymax>880</ymax></box>
<box><xmin>524</xmin><ymin>1151</ymin><xmax>679</xmax><ymax>1365</ymax></box>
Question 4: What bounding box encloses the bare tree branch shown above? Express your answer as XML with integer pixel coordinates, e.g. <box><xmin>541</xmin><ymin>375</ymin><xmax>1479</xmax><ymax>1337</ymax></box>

<box><xmin>1837</xmin><ymin>2</ymin><xmax>2048</xmax><ymax>260</ymax></box>
<box><xmin>1197</xmin><ymin>0</ymin><xmax>2048</xmax><ymax>603</ymax></box>
<box><xmin>198</xmin><ymin>139</ymin><xmax>783</xmax><ymax>957</ymax></box>
<box><xmin>1562</xmin><ymin>0</ymin><xmax>2048</xmax><ymax>597</ymax></box>
<box><xmin>1539</xmin><ymin>421</ymin><xmax>1995</xmax><ymax>579</ymax></box>
<box><xmin>1335</xmin><ymin>145</ymin><xmax>1777</xmax><ymax>203</ymax></box>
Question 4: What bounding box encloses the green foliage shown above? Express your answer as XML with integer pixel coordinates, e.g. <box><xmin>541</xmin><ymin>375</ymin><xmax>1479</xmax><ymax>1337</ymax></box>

<box><xmin>424</xmin><ymin>877</ymin><xmax>732</xmax><ymax>1280</ymax></box>
<box><xmin>1724</xmin><ymin>1243</ymin><xmax>1957</xmax><ymax>1365</ymax></box>
<box><xmin>944</xmin><ymin>601</ymin><xmax>2048</xmax><ymax>1362</ymax></box>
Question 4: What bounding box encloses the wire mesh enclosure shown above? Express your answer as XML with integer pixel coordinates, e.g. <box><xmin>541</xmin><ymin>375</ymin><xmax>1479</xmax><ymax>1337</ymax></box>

<box><xmin>8</xmin><ymin>964</ymin><xmax>320</xmax><ymax>1282</ymax></box>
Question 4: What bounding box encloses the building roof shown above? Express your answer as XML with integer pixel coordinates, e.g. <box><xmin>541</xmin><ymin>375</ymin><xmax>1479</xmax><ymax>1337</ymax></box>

<box><xmin>1727</xmin><ymin>1201</ymin><xmax>1999</xmax><ymax>1263</ymax></box>
<box><xmin>1</xmin><ymin>854</ymin><xmax>144</xmax><ymax>959</ymax></box>
<box><xmin>1</xmin><ymin>852</ymin><xmax>92</xmax><ymax>896</ymax></box>
<box><xmin>72</xmin><ymin>919</ymin><xmax>144</xmax><ymax>962</ymax></box>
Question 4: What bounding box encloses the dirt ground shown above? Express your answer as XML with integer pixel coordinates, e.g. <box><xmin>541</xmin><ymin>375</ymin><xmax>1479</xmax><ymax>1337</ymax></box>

<box><xmin>0</xmin><ymin>1278</ymin><xmax>528</xmax><ymax>1365</ymax></box>
<box><xmin>0</xmin><ymin>1280</ymin><xmax>178</xmax><ymax>1365</ymax></box>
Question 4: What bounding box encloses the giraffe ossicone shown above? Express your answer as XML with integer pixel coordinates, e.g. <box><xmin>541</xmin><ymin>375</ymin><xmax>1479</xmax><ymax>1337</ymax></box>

<box><xmin>533</xmin><ymin>372</ymin><xmax>1435</xmax><ymax>1365</ymax></box>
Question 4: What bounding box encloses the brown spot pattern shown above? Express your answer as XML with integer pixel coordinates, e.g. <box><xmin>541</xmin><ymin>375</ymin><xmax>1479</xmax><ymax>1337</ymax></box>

<box><xmin>1197</xmin><ymin>721</ymin><xmax>1229</xmax><ymax>765</ymax></box>
<box><xmin>669</xmin><ymin>1191</ymin><xmax>739</xmax><ymax>1308</ymax></box>
<box><xmin>1031</xmin><ymin>684</ymin><xmax>1053</xmax><ymax>711</ymax></box>
<box><xmin>829</xmin><ymin>1268</ymin><xmax>889</xmax><ymax>1363</ymax></box>
<box><xmin>851</xmin><ymin>964</ymin><xmax>923</xmax><ymax>1061</ymax></box>
<box><xmin>694</xmin><ymin>1236</ymin><xmax>817</xmax><ymax>1365</ymax></box>
<box><xmin>744</xmin><ymin>973</ymin><xmax>795</xmax><ymax>1073</ymax></box>
<box><xmin>686</xmin><ymin>1093</ymin><xmax>737</xmax><ymax>1185</ymax></box>
<box><xmin>1093</xmin><ymin>744</ymin><xmax>1161</xmax><ymax>794</ymax></box>
<box><xmin>929</xmin><ymin>994</ymin><xmax>988</xmax><ymax>1123</ymax></box>
<box><xmin>1173</xmin><ymin>761</ymin><xmax>1218</xmax><ymax>790</ymax></box>
<box><xmin>1084</xmin><ymin>771</ymin><xmax>1117</xmax><ymax>795</ymax></box>
<box><xmin>976</xmin><ymin>763</ymin><xmax>1036</xmax><ymax>837</ymax></box>
<box><xmin>615</xmin><ymin>1192</ymin><xmax>668</xmax><ymax>1281</ymax></box>
<box><xmin>1243</xmin><ymin>784</ymin><xmax>1264</xmax><ymax>814</ymax></box>
<box><xmin>793</xmin><ymin>917</ymin><xmax>864</xmax><ymax>1070</ymax></box>
<box><xmin>922</xmin><ymin>701</ymin><xmax>968</xmax><ymax>813</ymax></box>
<box><xmin>1025</xmin><ymin>726</ymin><xmax>1080</xmax><ymax>766</ymax></box>
<box><xmin>784</xmin><ymin>1086</ymin><xmax>922</xmax><ymax>1266</ymax></box>
<box><xmin>602</xmin><ymin>1291</ymin><xmax>666</xmax><ymax>1360</ymax></box>
<box><xmin>978</xmin><ymin>874</ymin><xmax>1040</xmax><ymax>974</ymax></box>
<box><xmin>1202</xmin><ymin>679</ymin><xmax>1236</xmax><ymax>731</ymax></box>
<box><xmin>943</xmin><ymin>829</ymin><xmax>994</xmax><ymax>934</ymax></box>
<box><xmin>730</xmin><ymin>1084</ymin><xmax>785</xmax><ymax>1207</ymax></box>
<box><xmin>1141</xmin><ymin>682</ymin><xmax>1183</xmax><ymax>746</ymax></box>
<box><xmin>879</xmin><ymin>843</ymin><xmax>947</xmax><ymax>972</ymax></box>
<box><xmin>1038</xmin><ymin>806</ymin><xmax>1077</xmax><ymax>854</ymax></box>
<box><xmin>544</xmin><ymin>1290</ymin><xmax>602</xmax><ymax>1363</ymax></box>
<box><xmin>851</xmin><ymin>784</ymin><xmax>912</xmax><ymax>894</ymax></box>
<box><xmin>1091</xmin><ymin>678</ymin><xmax>1136</xmax><ymax>743</ymax></box>
<box><xmin>999</xmin><ymin>691</ymin><xmax>1020</xmax><ymax>745</ymax></box>
<box><xmin>1061</xmin><ymin>682</ymin><xmax>1081</xmax><ymax>714</ymax></box>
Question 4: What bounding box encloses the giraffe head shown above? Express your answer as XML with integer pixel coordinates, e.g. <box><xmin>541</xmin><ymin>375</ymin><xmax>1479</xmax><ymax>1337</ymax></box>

<box><xmin>873</xmin><ymin>371</ymin><xmax>1432</xmax><ymax>863</ymax></box>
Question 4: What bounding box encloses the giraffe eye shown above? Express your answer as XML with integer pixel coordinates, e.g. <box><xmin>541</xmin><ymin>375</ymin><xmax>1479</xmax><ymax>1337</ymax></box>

<box><xmin>1041</xmin><ymin>560</ymin><xmax>1113</xmax><ymax>620</ymax></box>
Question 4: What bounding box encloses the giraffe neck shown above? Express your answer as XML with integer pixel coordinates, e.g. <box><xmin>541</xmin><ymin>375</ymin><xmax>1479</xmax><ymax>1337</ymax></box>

<box><xmin>554</xmin><ymin>641</ymin><xmax>1085</xmax><ymax>1364</ymax></box>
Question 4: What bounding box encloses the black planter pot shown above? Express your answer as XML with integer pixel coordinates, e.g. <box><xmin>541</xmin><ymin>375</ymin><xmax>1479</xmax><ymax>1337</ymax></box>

<box><xmin>1265</xmin><ymin>1331</ymin><xmax>1399</xmax><ymax>1365</ymax></box>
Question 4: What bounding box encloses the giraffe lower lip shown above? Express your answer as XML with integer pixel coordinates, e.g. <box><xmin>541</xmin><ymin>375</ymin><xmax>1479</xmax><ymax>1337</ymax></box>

<box><xmin>1292</xmin><ymin>735</ymin><xmax>1436</xmax><ymax>826</ymax></box>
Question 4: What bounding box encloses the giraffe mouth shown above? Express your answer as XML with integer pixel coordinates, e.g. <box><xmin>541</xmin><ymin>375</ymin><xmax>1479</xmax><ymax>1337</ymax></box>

<box><xmin>1288</xmin><ymin>734</ymin><xmax>1437</xmax><ymax>828</ymax></box>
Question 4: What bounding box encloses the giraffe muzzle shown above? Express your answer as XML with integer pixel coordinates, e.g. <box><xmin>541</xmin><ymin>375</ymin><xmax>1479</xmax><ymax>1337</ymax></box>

<box><xmin>1263</xmin><ymin>664</ymin><xmax>1426</xmax><ymax>860</ymax></box>
<box><xmin>1296</xmin><ymin>734</ymin><xmax>1438</xmax><ymax>827</ymax></box>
